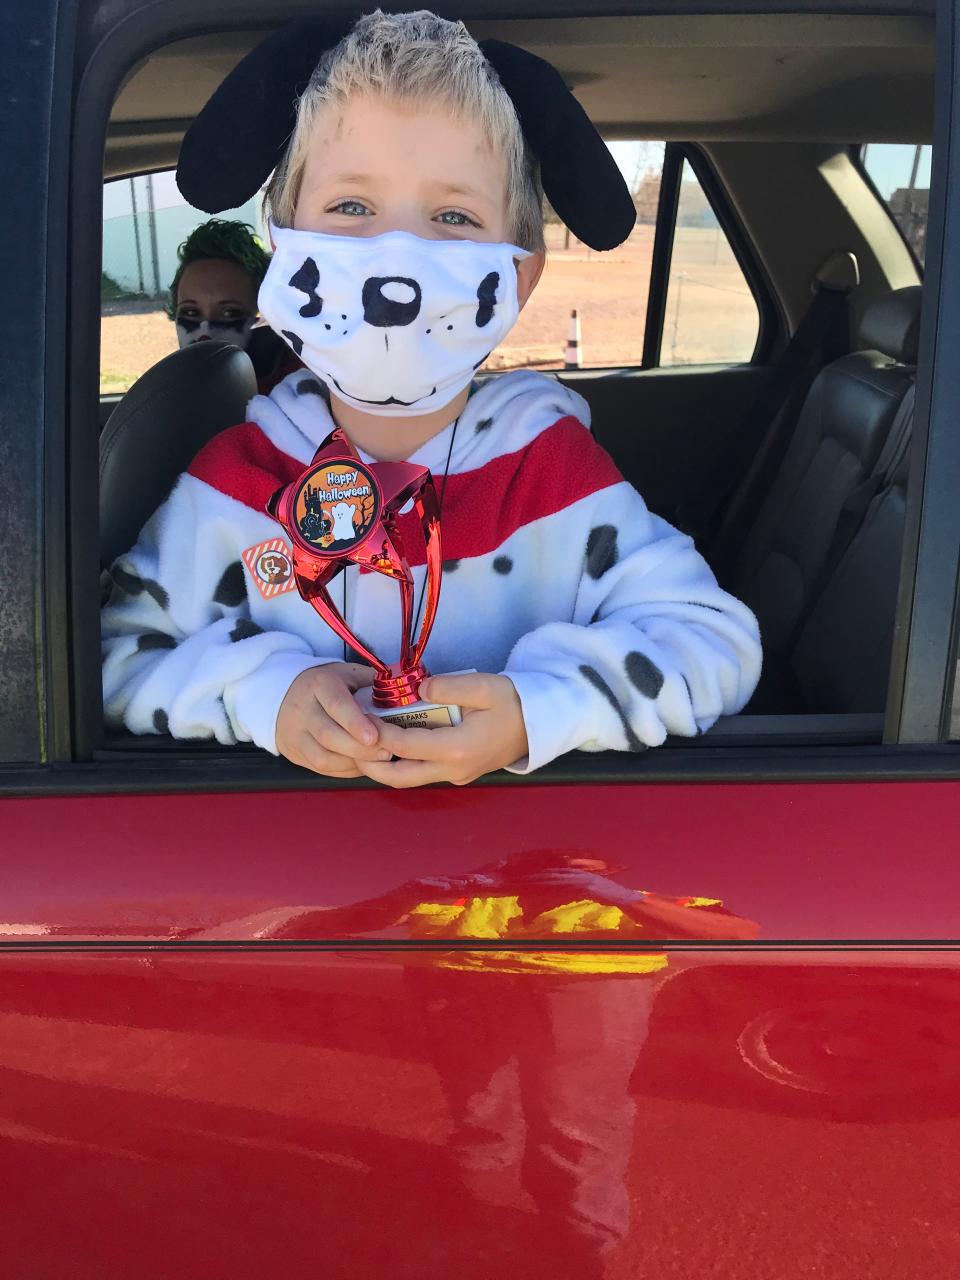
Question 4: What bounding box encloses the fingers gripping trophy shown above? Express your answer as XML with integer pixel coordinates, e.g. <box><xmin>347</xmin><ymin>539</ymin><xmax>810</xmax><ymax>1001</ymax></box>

<box><xmin>267</xmin><ymin>428</ymin><xmax>464</xmax><ymax>728</ymax></box>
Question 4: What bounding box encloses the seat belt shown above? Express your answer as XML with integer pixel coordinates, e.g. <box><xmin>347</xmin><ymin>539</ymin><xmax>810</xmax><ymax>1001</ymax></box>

<box><xmin>676</xmin><ymin>252</ymin><xmax>858</xmax><ymax>557</ymax></box>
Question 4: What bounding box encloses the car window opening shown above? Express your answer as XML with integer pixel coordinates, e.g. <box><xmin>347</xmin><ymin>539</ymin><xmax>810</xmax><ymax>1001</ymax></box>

<box><xmin>91</xmin><ymin>19</ymin><xmax>934</xmax><ymax>774</ymax></box>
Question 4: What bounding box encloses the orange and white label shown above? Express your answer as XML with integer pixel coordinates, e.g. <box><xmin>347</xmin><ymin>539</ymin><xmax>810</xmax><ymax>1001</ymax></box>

<box><xmin>242</xmin><ymin>538</ymin><xmax>297</xmax><ymax>600</ymax></box>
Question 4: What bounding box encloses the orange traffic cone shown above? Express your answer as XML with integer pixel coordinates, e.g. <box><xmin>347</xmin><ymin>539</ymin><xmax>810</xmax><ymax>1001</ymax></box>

<box><xmin>563</xmin><ymin>309</ymin><xmax>582</xmax><ymax>369</ymax></box>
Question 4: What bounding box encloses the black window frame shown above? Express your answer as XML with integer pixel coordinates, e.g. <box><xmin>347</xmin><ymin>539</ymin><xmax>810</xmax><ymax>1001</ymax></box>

<box><xmin>642</xmin><ymin>143</ymin><xmax>777</xmax><ymax>370</ymax></box>
<box><xmin>5</xmin><ymin>0</ymin><xmax>960</xmax><ymax>798</ymax></box>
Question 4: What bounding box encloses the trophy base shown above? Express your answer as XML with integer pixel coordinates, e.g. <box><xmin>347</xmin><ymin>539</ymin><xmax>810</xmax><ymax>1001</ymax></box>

<box><xmin>356</xmin><ymin>670</ymin><xmax>475</xmax><ymax>730</ymax></box>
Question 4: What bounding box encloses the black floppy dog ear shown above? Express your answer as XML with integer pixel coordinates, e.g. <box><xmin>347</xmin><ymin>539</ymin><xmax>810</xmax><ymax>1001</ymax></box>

<box><xmin>478</xmin><ymin>40</ymin><xmax>635</xmax><ymax>252</ymax></box>
<box><xmin>176</xmin><ymin>19</ymin><xmax>350</xmax><ymax>214</ymax></box>
<box><xmin>177</xmin><ymin>22</ymin><xmax>636</xmax><ymax>252</ymax></box>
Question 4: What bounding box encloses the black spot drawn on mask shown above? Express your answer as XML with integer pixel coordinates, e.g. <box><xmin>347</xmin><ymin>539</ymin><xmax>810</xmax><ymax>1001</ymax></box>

<box><xmin>296</xmin><ymin>378</ymin><xmax>326</xmax><ymax>397</ymax></box>
<box><xmin>325</xmin><ymin>323</ymin><xmax>331</xmax><ymax>331</ymax></box>
<box><xmin>625</xmin><ymin>651</ymin><xmax>665</xmax><ymax>699</ymax></box>
<box><xmin>230</xmin><ymin>618</ymin><xmax>264</xmax><ymax>642</ymax></box>
<box><xmin>137</xmin><ymin>632</ymin><xmax>177</xmax><ymax>652</ymax></box>
<box><xmin>493</xmin><ymin>555</ymin><xmax>513</xmax><ymax>575</ymax></box>
<box><xmin>446</xmin><ymin>324</ymin><xmax>453</xmax><ymax>331</ymax></box>
<box><xmin>579</xmin><ymin>664</ymin><xmax>644</xmax><ymax>752</ymax></box>
<box><xmin>443</xmin><ymin>559</ymin><xmax>460</xmax><ymax>573</ymax></box>
<box><xmin>153</xmin><ymin>708</ymin><xmax>169</xmax><ymax>733</ymax></box>
<box><xmin>475</xmin><ymin>417</ymin><xmax>493</xmax><ymax>433</ymax></box>
<box><xmin>475</xmin><ymin>271</ymin><xmax>500</xmax><ymax>327</ymax></box>
<box><xmin>341</xmin><ymin>314</ymin><xmax>347</xmax><ymax>320</ymax></box>
<box><xmin>176</xmin><ymin>317</ymin><xmax>201</xmax><ymax>333</ymax></box>
<box><xmin>362</xmin><ymin>276</ymin><xmax>422</xmax><ymax>328</ymax></box>
<box><xmin>289</xmin><ymin>257</ymin><xmax>323</xmax><ymax>318</ymax></box>
<box><xmin>585</xmin><ymin>525</ymin><xmax>619</xmax><ymax>580</ymax></box>
<box><xmin>426</xmin><ymin>329</ymin><xmax>431</xmax><ymax>335</ymax></box>
<box><xmin>281</xmin><ymin>330</ymin><xmax>304</xmax><ymax>357</ymax></box>
<box><xmin>213</xmin><ymin>561</ymin><xmax>247</xmax><ymax>608</ymax></box>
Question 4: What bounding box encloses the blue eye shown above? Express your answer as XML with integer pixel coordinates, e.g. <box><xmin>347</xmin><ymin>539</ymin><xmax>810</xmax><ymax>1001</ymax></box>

<box><xmin>437</xmin><ymin>210</ymin><xmax>480</xmax><ymax>228</ymax></box>
<box><xmin>331</xmin><ymin>200</ymin><xmax>371</xmax><ymax>217</ymax></box>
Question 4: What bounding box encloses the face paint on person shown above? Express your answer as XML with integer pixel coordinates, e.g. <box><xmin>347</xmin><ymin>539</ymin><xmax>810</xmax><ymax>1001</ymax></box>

<box><xmin>174</xmin><ymin>257</ymin><xmax>260</xmax><ymax>350</ymax></box>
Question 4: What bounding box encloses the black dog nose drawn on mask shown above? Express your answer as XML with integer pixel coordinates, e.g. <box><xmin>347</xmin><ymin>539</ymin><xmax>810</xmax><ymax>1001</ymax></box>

<box><xmin>362</xmin><ymin>276</ymin><xmax>422</xmax><ymax>328</ymax></box>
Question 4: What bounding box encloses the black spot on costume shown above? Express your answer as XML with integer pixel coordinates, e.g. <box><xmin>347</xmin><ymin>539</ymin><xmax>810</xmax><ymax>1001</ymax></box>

<box><xmin>296</xmin><ymin>378</ymin><xmax>327</xmax><ymax>397</ymax></box>
<box><xmin>579</xmin><ymin>664</ymin><xmax>644</xmax><ymax>753</ymax></box>
<box><xmin>493</xmin><ymin>556</ymin><xmax>513</xmax><ymax>575</ymax></box>
<box><xmin>585</xmin><ymin>525</ymin><xmax>619</xmax><ymax>580</ymax></box>
<box><xmin>137</xmin><ymin>633</ymin><xmax>177</xmax><ymax>652</ymax></box>
<box><xmin>625</xmin><ymin>651</ymin><xmax>665</xmax><ymax>698</ymax></box>
<box><xmin>230</xmin><ymin>618</ymin><xmax>264</xmax><ymax>642</ymax></box>
<box><xmin>152</xmin><ymin>708</ymin><xmax>169</xmax><ymax>733</ymax></box>
<box><xmin>213</xmin><ymin>561</ymin><xmax>247</xmax><ymax>608</ymax></box>
<box><xmin>289</xmin><ymin>257</ymin><xmax>324</xmax><ymax>317</ymax></box>
<box><xmin>474</xmin><ymin>417</ymin><xmax>494</xmax><ymax>433</ymax></box>
<box><xmin>443</xmin><ymin>559</ymin><xmax>461</xmax><ymax>573</ymax></box>
<box><xmin>111</xmin><ymin>564</ymin><xmax>170</xmax><ymax>610</ymax></box>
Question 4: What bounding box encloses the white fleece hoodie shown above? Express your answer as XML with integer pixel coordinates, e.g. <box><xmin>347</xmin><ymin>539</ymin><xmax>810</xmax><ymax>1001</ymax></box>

<box><xmin>101</xmin><ymin>369</ymin><xmax>761</xmax><ymax>773</ymax></box>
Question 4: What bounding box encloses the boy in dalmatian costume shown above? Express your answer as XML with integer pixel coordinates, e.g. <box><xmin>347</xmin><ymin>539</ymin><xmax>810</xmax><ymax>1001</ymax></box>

<box><xmin>101</xmin><ymin>11</ymin><xmax>762</xmax><ymax>786</ymax></box>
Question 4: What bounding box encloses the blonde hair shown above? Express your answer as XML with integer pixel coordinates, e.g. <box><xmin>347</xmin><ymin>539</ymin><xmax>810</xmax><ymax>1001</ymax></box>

<box><xmin>263</xmin><ymin>10</ymin><xmax>545</xmax><ymax>252</ymax></box>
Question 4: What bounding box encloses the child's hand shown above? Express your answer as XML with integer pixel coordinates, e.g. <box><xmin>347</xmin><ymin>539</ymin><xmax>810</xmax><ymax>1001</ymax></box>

<box><xmin>356</xmin><ymin>673</ymin><xmax>528</xmax><ymax>788</ymax></box>
<box><xmin>275</xmin><ymin>662</ymin><xmax>392</xmax><ymax>778</ymax></box>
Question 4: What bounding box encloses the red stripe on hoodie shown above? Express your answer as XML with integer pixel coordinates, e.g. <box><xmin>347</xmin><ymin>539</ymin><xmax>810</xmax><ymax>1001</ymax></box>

<box><xmin>188</xmin><ymin>416</ymin><xmax>623</xmax><ymax>564</ymax></box>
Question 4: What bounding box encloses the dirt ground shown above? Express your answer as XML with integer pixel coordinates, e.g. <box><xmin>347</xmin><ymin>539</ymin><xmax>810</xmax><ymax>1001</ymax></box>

<box><xmin>100</xmin><ymin>224</ymin><xmax>759</xmax><ymax>394</ymax></box>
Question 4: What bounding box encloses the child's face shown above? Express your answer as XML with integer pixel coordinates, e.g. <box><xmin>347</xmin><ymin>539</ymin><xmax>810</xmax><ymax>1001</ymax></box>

<box><xmin>293</xmin><ymin>93</ymin><xmax>542</xmax><ymax>307</ymax></box>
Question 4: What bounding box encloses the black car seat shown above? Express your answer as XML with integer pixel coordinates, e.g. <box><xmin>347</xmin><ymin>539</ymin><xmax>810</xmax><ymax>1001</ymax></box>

<box><xmin>789</xmin><ymin>407</ymin><xmax>913</xmax><ymax>714</ymax></box>
<box><xmin>99</xmin><ymin>340</ymin><xmax>257</xmax><ymax>568</ymax></box>
<box><xmin>723</xmin><ymin>286</ymin><xmax>921</xmax><ymax>706</ymax></box>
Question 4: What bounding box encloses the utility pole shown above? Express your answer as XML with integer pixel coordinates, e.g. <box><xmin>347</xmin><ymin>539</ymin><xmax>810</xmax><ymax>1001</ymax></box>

<box><xmin>129</xmin><ymin>176</ymin><xmax>145</xmax><ymax>295</ymax></box>
<box><xmin>144</xmin><ymin>172</ymin><xmax>161</xmax><ymax>298</ymax></box>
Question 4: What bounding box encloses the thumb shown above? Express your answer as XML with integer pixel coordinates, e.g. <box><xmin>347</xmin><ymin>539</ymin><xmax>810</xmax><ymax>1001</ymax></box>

<box><xmin>420</xmin><ymin>672</ymin><xmax>493</xmax><ymax>710</ymax></box>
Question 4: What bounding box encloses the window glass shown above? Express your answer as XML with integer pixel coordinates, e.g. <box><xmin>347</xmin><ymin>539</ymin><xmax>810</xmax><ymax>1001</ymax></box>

<box><xmin>860</xmin><ymin>143</ymin><xmax>931</xmax><ymax>265</ymax></box>
<box><xmin>101</xmin><ymin>173</ymin><xmax>266</xmax><ymax>395</ymax></box>
<box><xmin>660</xmin><ymin>160</ymin><xmax>760</xmax><ymax>367</ymax></box>
<box><xmin>495</xmin><ymin>141</ymin><xmax>664</xmax><ymax>373</ymax></box>
<box><xmin>101</xmin><ymin>144</ymin><xmax>759</xmax><ymax>397</ymax></box>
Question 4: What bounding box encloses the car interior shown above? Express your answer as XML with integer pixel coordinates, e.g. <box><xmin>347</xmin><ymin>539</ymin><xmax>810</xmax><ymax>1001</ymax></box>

<box><xmin>92</xmin><ymin>10</ymin><xmax>934</xmax><ymax>764</ymax></box>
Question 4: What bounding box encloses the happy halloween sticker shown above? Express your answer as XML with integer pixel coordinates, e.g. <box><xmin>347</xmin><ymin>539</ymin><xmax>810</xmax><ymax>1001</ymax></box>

<box><xmin>292</xmin><ymin>459</ymin><xmax>381</xmax><ymax>553</ymax></box>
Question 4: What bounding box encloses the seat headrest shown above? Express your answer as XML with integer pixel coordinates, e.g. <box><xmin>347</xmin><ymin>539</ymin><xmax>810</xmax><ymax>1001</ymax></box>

<box><xmin>100</xmin><ymin>341</ymin><xmax>257</xmax><ymax>568</ymax></box>
<box><xmin>858</xmin><ymin>286</ymin><xmax>923</xmax><ymax>365</ymax></box>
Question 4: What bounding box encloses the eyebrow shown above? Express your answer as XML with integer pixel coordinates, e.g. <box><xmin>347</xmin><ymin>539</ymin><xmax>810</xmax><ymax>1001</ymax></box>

<box><xmin>315</xmin><ymin>175</ymin><xmax>492</xmax><ymax>203</ymax></box>
<box><xmin>435</xmin><ymin>182</ymin><xmax>487</xmax><ymax>201</ymax></box>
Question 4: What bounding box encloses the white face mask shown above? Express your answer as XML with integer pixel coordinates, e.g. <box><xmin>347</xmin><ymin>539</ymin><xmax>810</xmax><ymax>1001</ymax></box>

<box><xmin>175</xmin><ymin>316</ymin><xmax>256</xmax><ymax>351</ymax></box>
<box><xmin>259</xmin><ymin>223</ymin><xmax>530</xmax><ymax>417</ymax></box>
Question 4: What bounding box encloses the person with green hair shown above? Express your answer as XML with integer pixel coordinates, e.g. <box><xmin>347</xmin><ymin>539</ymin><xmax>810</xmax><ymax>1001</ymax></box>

<box><xmin>169</xmin><ymin>219</ymin><xmax>297</xmax><ymax>388</ymax></box>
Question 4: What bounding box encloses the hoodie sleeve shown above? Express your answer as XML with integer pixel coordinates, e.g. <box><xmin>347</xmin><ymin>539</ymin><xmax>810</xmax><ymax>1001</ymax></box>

<box><xmin>502</xmin><ymin>477</ymin><xmax>762</xmax><ymax>774</ymax></box>
<box><xmin>101</xmin><ymin>471</ymin><xmax>325</xmax><ymax>754</ymax></box>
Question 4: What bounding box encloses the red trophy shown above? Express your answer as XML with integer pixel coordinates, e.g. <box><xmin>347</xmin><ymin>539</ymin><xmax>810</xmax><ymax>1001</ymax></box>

<box><xmin>266</xmin><ymin>428</ymin><xmax>462</xmax><ymax>728</ymax></box>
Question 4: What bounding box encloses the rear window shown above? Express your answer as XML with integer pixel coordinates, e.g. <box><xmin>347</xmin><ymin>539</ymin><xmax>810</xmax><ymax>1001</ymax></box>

<box><xmin>860</xmin><ymin>143</ymin><xmax>931</xmax><ymax>265</ymax></box>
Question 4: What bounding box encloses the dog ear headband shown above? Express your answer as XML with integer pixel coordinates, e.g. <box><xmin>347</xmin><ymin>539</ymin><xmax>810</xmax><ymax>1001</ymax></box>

<box><xmin>176</xmin><ymin>19</ymin><xmax>636</xmax><ymax>252</ymax></box>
